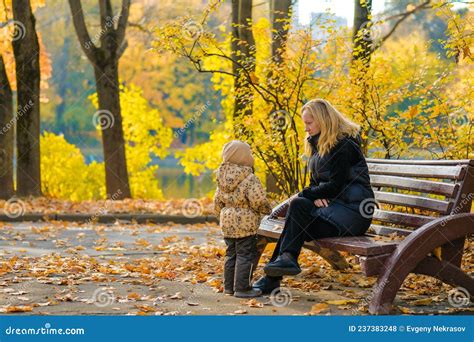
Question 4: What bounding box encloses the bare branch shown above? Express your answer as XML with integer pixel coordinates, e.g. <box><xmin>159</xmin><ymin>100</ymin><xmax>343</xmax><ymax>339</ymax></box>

<box><xmin>68</xmin><ymin>0</ymin><xmax>98</xmax><ymax>63</ymax></box>
<box><xmin>374</xmin><ymin>0</ymin><xmax>432</xmax><ymax>51</ymax></box>
<box><xmin>116</xmin><ymin>0</ymin><xmax>131</xmax><ymax>46</ymax></box>
<box><xmin>117</xmin><ymin>39</ymin><xmax>128</xmax><ymax>58</ymax></box>
<box><xmin>99</xmin><ymin>0</ymin><xmax>113</xmax><ymax>32</ymax></box>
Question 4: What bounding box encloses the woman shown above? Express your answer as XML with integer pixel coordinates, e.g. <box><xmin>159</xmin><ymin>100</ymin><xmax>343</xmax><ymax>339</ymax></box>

<box><xmin>253</xmin><ymin>99</ymin><xmax>375</xmax><ymax>294</ymax></box>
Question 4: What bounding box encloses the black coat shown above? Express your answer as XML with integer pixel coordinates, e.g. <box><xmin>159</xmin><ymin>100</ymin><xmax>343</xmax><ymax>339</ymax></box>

<box><xmin>298</xmin><ymin>133</ymin><xmax>375</xmax><ymax>236</ymax></box>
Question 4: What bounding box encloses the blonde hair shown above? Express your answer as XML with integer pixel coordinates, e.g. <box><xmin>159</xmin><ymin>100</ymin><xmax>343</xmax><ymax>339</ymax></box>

<box><xmin>302</xmin><ymin>99</ymin><xmax>360</xmax><ymax>157</ymax></box>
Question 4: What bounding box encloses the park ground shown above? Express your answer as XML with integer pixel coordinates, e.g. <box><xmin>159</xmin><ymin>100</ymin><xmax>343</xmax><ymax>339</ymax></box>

<box><xmin>0</xmin><ymin>215</ymin><xmax>472</xmax><ymax>316</ymax></box>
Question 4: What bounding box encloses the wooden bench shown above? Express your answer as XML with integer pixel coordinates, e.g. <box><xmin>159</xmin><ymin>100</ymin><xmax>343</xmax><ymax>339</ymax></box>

<box><xmin>257</xmin><ymin>159</ymin><xmax>474</xmax><ymax>314</ymax></box>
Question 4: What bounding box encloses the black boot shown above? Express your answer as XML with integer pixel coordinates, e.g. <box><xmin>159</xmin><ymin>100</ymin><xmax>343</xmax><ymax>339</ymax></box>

<box><xmin>252</xmin><ymin>275</ymin><xmax>281</xmax><ymax>294</ymax></box>
<box><xmin>264</xmin><ymin>252</ymin><xmax>301</xmax><ymax>277</ymax></box>
<box><xmin>234</xmin><ymin>288</ymin><xmax>262</xmax><ymax>298</ymax></box>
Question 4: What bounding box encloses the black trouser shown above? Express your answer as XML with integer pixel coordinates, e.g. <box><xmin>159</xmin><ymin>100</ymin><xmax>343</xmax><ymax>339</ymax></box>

<box><xmin>270</xmin><ymin>197</ymin><xmax>340</xmax><ymax>262</ymax></box>
<box><xmin>224</xmin><ymin>235</ymin><xmax>257</xmax><ymax>292</ymax></box>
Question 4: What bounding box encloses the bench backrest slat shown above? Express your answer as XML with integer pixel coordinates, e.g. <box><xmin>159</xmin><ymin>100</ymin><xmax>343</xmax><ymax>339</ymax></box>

<box><xmin>374</xmin><ymin>191</ymin><xmax>452</xmax><ymax>214</ymax></box>
<box><xmin>369</xmin><ymin>224</ymin><xmax>412</xmax><ymax>237</ymax></box>
<box><xmin>369</xmin><ymin>175</ymin><xmax>459</xmax><ymax>197</ymax></box>
<box><xmin>367</xmin><ymin>163</ymin><xmax>466</xmax><ymax>180</ymax></box>
<box><xmin>367</xmin><ymin>160</ymin><xmax>473</xmax><ymax>234</ymax></box>
<box><xmin>372</xmin><ymin>209</ymin><xmax>434</xmax><ymax>228</ymax></box>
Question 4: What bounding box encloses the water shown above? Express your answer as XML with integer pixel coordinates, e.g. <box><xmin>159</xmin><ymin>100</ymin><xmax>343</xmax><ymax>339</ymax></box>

<box><xmin>157</xmin><ymin>166</ymin><xmax>214</xmax><ymax>199</ymax></box>
<box><xmin>82</xmin><ymin>148</ymin><xmax>215</xmax><ymax>199</ymax></box>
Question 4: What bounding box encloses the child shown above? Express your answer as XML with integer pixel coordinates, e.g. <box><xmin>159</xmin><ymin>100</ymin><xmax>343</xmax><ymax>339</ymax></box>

<box><xmin>214</xmin><ymin>140</ymin><xmax>272</xmax><ymax>298</ymax></box>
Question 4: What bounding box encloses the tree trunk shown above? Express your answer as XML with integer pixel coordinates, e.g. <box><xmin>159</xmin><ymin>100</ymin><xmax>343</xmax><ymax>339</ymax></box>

<box><xmin>68</xmin><ymin>0</ymin><xmax>131</xmax><ymax>199</ymax></box>
<box><xmin>352</xmin><ymin>0</ymin><xmax>373</xmax><ymax>156</ymax></box>
<box><xmin>0</xmin><ymin>55</ymin><xmax>14</xmax><ymax>199</ymax></box>
<box><xmin>12</xmin><ymin>0</ymin><xmax>42</xmax><ymax>197</ymax></box>
<box><xmin>94</xmin><ymin>62</ymin><xmax>131</xmax><ymax>199</ymax></box>
<box><xmin>231</xmin><ymin>0</ymin><xmax>255</xmax><ymax>140</ymax></box>
<box><xmin>266</xmin><ymin>0</ymin><xmax>292</xmax><ymax>195</ymax></box>
<box><xmin>352</xmin><ymin>0</ymin><xmax>373</xmax><ymax>66</ymax></box>
<box><xmin>270</xmin><ymin>0</ymin><xmax>292</xmax><ymax>64</ymax></box>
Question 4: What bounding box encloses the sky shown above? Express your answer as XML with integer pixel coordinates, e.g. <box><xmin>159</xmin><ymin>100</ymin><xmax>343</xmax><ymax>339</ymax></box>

<box><xmin>298</xmin><ymin>0</ymin><xmax>387</xmax><ymax>27</ymax></box>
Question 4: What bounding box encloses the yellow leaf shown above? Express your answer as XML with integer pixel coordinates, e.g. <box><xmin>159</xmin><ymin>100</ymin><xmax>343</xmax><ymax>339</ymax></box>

<box><xmin>326</xmin><ymin>299</ymin><xmax>359</xmax><ymax>305</ymax></box>
<box><xmin>308</xmin><ymin>303</ymin><xmax>329</xmax><ymax>314</ymax></box>
<box><xmin>127</xmin><ymin>292</ymin><xmax>141</xmax><ymax>300</ymax></box>
<box><xmin>411</xmin><ymin>298</ymin><xmax>433</xmax><ymax>306</ymax></box>
<box><xmin>2</xmin><ymin>305</ymin><xmax>33</xmax><ymax>313</ymax></box>
<box><xmin>399</xmin><ymin>306</ymin><xmax>413</xmax><ymax>314</ymax></box>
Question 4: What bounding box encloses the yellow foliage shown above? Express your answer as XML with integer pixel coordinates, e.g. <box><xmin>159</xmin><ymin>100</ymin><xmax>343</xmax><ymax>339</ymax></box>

<box><xmin>40</xmin><ymin>132</ymin><xmax>105</xmax><ymax>200</ymax></box>
<box><xmin>41</xmin><ymin>83</ymin><xmax>173</xmax><ymax>201</ymax></box>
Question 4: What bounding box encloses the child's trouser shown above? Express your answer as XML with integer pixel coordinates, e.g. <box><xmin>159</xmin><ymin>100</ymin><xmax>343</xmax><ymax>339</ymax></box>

<box><xmin>224</xmin><ymin>235</ymin><xmax>257</xmax><ymax>292</ymax></box>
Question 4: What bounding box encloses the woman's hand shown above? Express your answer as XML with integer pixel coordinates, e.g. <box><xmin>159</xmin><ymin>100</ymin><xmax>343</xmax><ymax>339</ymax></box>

<box><xmin>314</xmin><ymin>199</ymin><xmax>330</xmax><ymax>207</ymax></box>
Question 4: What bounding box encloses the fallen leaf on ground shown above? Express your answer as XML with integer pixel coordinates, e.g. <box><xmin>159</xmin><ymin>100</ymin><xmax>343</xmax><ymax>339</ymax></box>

<box><xmin>242</xmin><ymin>299</ymin><xmax>264</xmax><ymax>308</ymax></box>
<box><xmin>308</xmin><ymin>303</ymin><xmax>329</xmax><ymax>315</ymax></box>
<box><xmin>234</xmin><ymin>309</ymin><xmax>248</xmax><ymax>315</ymax></box>
<box><xmin>170</xmin><ymin>292</ymin><xmax>183</xmax><ymax>300</ymax></box>
<box><xmin>398</xmin><ymin>306</ymin><xmax>414</xmax><ymax>314</ymax></box>
<box><xmin>326</xmin><ymin>299</ymin><xmax>359</xmax><ymax>305</ymax></box>
<box><xmin>1</xmin><ymin>305</ymin><xmax>33</xmax><ymax>313</ymax></box>
<box><xmin>127</xmin><ymin>292</ymin><xmax>141</xmax><ymax>300</ymax></box>
<box><xmin>135</xmin><ymin>304</ymin><xmax>156</xmax><ymax>313</ymax></box>
<box><xmin>411</xmin><ymin>298</ymin><xmax>433</xmax><ymax>306</ymax></box>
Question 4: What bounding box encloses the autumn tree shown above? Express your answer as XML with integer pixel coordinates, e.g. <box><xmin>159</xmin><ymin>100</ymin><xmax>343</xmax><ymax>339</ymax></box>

<box><xmin>155</xmin><ymin>8</ymin><xmax>312</xmax><ymax>195</ymax></box>
<box><xmin>0</xmin><ymin>0</ymin><xmax>51</xmax><ymax>198</ymax></box>
<box><xmin>0</xmin><ymin>54</ymin><xmax>13</xmax><ymax>199</ymax></box>
<box><xmin>68</xmin><ymin>0</ymin><xmax>132</xmax><ymax>199</ymax></box>
<box><xmin>231</xmin><ymin>0</ymin><xmax>256</xmax><ymax>139</ymax></box>
<box><xmin>11</xmin><ymin>0</ymin><xmax>42</xmax><ymax>196</ymax></box>
<box><xmin>155</xmin><ymin>0</ymin><xmax>472</xmax><ymax>197</ymax></box>
<box><xmin>266</xmin><ymin>0</ymin><xmax>292</xmax><ymax>194</ymax></box>
<box><xmin>352</xmin><ymin>0</ymin><xmax>373</xmax><ymax>65</ymax></box>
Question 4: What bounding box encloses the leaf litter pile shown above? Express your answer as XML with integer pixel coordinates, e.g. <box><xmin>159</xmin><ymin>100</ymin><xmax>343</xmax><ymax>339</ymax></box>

<box><xmin>0</xmin><ymin>198</ymin><xmax>215</xmax><ymax>216</ymax></box>
<box><xmin>0</xmin><ymin>218</ymin><xmax>471</xmax><ymax>316</ymax></box>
